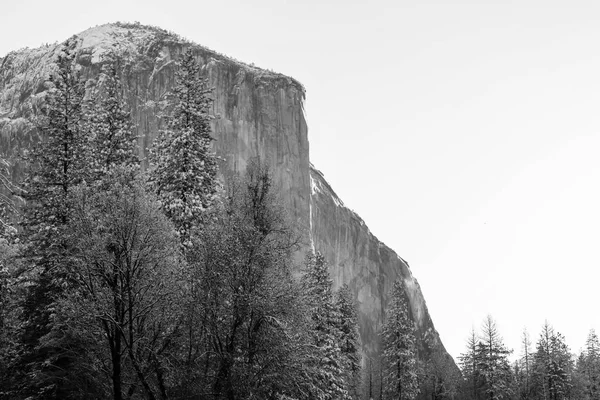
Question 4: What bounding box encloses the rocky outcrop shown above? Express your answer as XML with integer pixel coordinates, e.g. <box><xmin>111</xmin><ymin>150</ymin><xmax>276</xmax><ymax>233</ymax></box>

<box><xmin>0</xmin><ymin>22</ymin><xmax>449</xmax><ymax>362</ymax></box>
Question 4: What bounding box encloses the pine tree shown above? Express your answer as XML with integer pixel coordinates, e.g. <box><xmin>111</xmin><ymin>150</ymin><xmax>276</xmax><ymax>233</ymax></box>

<box><xmin>86</xmin><ymin>52</ymin><xmax>139</xmax><ymax>185</ymax></box>
<box><xmin>336</xmin><ymin>284</ymin><xmax>362</xmax><ymax>399</ymax></box>
<box><xmin>0</xmin><ymin>238</ymin><xmax>23</xmax><ymax>398</ymax></box>
<box><xmin>532</xmin><ymin>322</ymin><xmax>573</xmax><ymax>400</ymax></box>
<box><xmin>573</xmin><ymin>352</ymin><xmax>589</xmax><ymax>400</ymax></box>
<box><xmin>21</xmin><ymin>41</ymin><xmax>88</xmax><ymax>254</ymax></box>
<box><xmin>476</xmin><ymin>316</ymin><xmax>513</xmax><ymax>400</ymax></box>
<box><xmin>148</xmin><ymin>49</ymin><xmax>218</xmax><ymax>247</ymax></box>
<box><xmin>459</xmin><ymin>327</ymin><xmax>483</xmax><ymax>400</ymax></box>
<box><xmin>582</xmin><ymin>330</ymin><xmax>600</xmax><ymax>399</ymax></box>
<box><xmin>381</xmin><ymin>279</ymin><xmax>419</xmax><ymax>400</ymax></box>
<box><xmin>16</xmin><ymin>40</ymin><xmax>93</xmax><ymax>399</ymax></box>
<box><xmin>302</xmin><ymin>251</ymin><xmax>348</xmax><ymax>400</ymax></box>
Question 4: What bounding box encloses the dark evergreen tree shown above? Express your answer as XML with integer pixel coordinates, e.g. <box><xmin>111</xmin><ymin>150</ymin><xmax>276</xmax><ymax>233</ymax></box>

<box><xmin>86</xmin><ymin>52</ymin><xmax>139</xmax><ymax>185</ymax></box>
<box><xmin>0</xmin><ymin>238</ymin><xmax>24</xmax><ymax>398</ymax></box>
<box><xmin>581</xmin><ymin>330</ymin><xmax>600</xmax><ymax>400</ymax></box>
<box><xmin>148</xmin><ymin>49</ymin><xmax>218</xmax><ymax>247</ymax></box>
<box><xmin>573</xmin><ymin>352</ymin><xmax>589</xmax><ymax>400</ymax></box>
<box><xmin>381</xmin><ymin>279</ymin><xmax>419</xmax><ymax>400</ymax></box>
<box><xmin>476</xmin><ymin>316</ymin><xmax>513</xmax><ymax>400</ymax></box>
<box><xmin>531</xmin><ymin>322</ymin><xmax>573</xmax><ymax>400</ymax></box>
<box><xmin>302</xmin><ymin>251</ymin><xmax>348</xmax><ymax>400</ymax></box>
<box><xmin>459</xmin><ymin>328</ymin><xmax>484</xmax><ymax>400</ymax></box>
<box><xmin>335</xmin><ymin>284</ymin><xmax>362</xmax><ymax>399</ymax></box>
<box><xmin>15</xmin><ymin>40</ymin><xmax>95</xmax><ymax>400</ymax></box>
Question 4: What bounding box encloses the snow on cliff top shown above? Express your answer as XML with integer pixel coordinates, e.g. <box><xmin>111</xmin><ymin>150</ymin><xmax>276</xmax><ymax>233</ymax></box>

<box><xmin>77</xmin><ymin>23</ymin><xmax>155</xmax><ymax>63</ymax></box>
<box><xmin>1</xmin><ymin>22</ymin><xmax>304</xmax><ymax>93</ymax></box>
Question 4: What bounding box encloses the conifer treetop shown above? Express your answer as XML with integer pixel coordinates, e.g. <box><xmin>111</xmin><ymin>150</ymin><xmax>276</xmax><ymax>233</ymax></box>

<box><xmin>148</xmin><ymin>49</ymin><xmax>219</xmax><ymax>247</ymax></box>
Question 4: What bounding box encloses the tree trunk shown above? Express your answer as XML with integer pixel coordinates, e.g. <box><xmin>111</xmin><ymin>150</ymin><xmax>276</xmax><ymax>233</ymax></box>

<box><xmin>111</xmin><ymin>336</ymin><xmax>122</xmax><ymax>400</ymax></box>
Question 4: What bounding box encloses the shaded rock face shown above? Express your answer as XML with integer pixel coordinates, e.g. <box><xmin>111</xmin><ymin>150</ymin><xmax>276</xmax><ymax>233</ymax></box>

<box><xmin>0</xmin><ymin>23</ymin><xmax>450</xmax><ymax>363</ymax></box>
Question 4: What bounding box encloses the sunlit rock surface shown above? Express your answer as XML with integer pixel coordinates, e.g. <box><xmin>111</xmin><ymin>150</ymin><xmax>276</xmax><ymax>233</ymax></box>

<box><xmin>0</xmin><ymin>22</ymin><xmax>450</xmax><ymax>362</ymax></box>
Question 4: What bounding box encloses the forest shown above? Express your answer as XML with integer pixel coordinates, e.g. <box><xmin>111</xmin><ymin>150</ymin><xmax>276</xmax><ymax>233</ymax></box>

<box><xmin>0</xmin><ymin>39</ymin><xmax>416</xmax><ymax>400</ymax></box>
<box><xmin>1</xmin><ymin>39</ymin><xmax>598</xmax><ymax>400</ymax></box>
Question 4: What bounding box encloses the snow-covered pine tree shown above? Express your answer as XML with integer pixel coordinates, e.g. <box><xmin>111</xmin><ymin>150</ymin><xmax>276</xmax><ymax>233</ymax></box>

<box><xmin>148</xmin><ymin>49</ymin><xmax>218</xmax><ymax>247</ymax></box>
<box><xmin>548</xmin><ymin>330</ymin><xmax>573</xmax><ymax>400</ymax></box>
<box><xmin>582</xmin><ymin>330</ymin><xmax>600</xmax><ymax>399</ymax></box>
<box><xmin>459</xmin><ymin>328</ymin><xmax>483</xmax><ymax>400</ymax></box>
<box><xmin>532</xmin><ymin>322</ymin><xmax>573</xmax><ymax>400</ymax></box>
<box><xmin>573</xmin><ymin>352</ymin><xmax>589</xmax><ymax>400</ymax></box>
<box><xmin>86</xmin><ymin>52</ymin><xmax>139</xmax><ymax>185</ymax></box>
<box><xmin>17</xmin><ymin>40</ymin><xmax>97</xmax><ymax>399</ymax></box>
<box><xmin>21</xmin><ymin>40</ymin><xmax>88</xmax><ymax>252</ymax></box>
<box><xmin>381</xmin><ymin>279</ymin><xmax>419</xmax><ymax>400</ymax></box>
<box><xmin>302</xmin><ymin>251</ymin><xmax>348</xmax><ymax>400</ymax></box>
<box><xmin>476</xmin><ymin>315</ymin><xmax>513</xmax><ymax>400</ymax></box>
<box><xmin>335</xmin><ymin>284</ymin><xmax>362</xmax><ymax>399</ymax></box>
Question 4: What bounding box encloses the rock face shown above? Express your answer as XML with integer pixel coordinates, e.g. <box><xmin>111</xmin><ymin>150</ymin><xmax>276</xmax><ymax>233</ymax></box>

<box><xmin>0</xmin><ymin>23</ymin><xmax>450</xmax><ymax>362</ymax></box>
<box><xmin>310</xmin><ymin>166</ymin><xmax>444</xmax><ymax>357</ymax></box>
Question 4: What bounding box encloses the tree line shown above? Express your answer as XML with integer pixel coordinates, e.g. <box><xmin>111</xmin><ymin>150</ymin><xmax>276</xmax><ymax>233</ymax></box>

<box><xmin>458</xmin><ymin>315</ymin><xmax>600</xmax><ymax>400</ymax></box>
<box><xmin>0</xmin><ymin>38</ymin><xmax>447</xmax><ymax>400</ymax></box>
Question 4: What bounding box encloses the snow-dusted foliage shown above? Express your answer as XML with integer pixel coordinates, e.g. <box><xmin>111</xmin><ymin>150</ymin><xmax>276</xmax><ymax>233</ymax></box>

<box><xmin>21</xmin><ymin>41</ymin><xmax>88</xmax><ymax>245</ymax></box>
<box><xmin>574</xmin><ymin>329</ymin><xmax>600</xmax><ymax>400</ymax></box>
<box><xmin>182</xmin><ymin>160</ymin><xmax>306</xmax><ymax>398</ymax></box>
<box><xmin>532</xmin><ymin>322</ymin><xmax>573</xmax><ymax>400</ymax></box>
<box><xmin>148</xmin><ymin>49</ymin><xmax>218</xmax><ymax>246</ymax></box>
<box><xmin>65</xmin><ymin>179</ymin><xmax>183</xmax><ymax>400</ymax></box>
<box><xmin>477</xmin><ymin>316</ymin><xmax>514</xmax><ymax>400</ymax></box>
<box><xmin>16</xmin><ymin>41</ymin><xmax>95</xmax><ymax>400</ymax></box>
<box><xmin>459</xmin><ymin>328</ymin><xmax>483</xmax><ymax>399</ymax></box>
<box><xmin>381</xmin><ymin>279</ymin><xmax>419</xmax><ymax>400</ymax></box>
<box><xmin>335</xmin><ymin>284</ymin><xmax>362</xmax><ymax>400</ymax></box>
<box><xmin>583</xmin><ymin>330</ymin><xmax>600</xmax><ymax>398</ymax></box>
<box><xmin>302</xmin><ymin>252</ymin><xmax>349</xmax><ymax>400</ymax></box>
<box><xmin>457</xmin><ymin>317</ymin><xmax>513</xmax><ymax>400</ymax></box>
<box><xmin>86</xmin><ymin>52</ymin><xmax>139</xmax><ymax>184</ymax></box>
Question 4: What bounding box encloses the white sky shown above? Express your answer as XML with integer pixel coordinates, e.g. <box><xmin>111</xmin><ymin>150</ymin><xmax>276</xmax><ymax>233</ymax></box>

<box><xmin>2</xmin><ymin>0</ymin><xmax>599</xmax><ymax>362</ymax></box>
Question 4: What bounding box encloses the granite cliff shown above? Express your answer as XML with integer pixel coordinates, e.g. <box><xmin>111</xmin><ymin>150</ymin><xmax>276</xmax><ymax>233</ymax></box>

<box><xmin>0</xmin><ymin>23</ymin><xmax>450</xmax><ymax>362</ymax></box>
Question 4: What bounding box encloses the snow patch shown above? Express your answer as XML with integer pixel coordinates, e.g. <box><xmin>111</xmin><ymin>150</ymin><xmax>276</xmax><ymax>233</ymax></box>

<box><xmin>310</xmin><ymin>174</ymin><xmax>321</xmax><ymax>195</ymax></box>
<box><xmin>309</xmin><ymin>201</ymin><xmax>315</xmax><ymax>252</ymax></box>
<box><xmin>78</xmin><ymin>24</ymin><xmax>155</xmax><ymax>63</ymax></box>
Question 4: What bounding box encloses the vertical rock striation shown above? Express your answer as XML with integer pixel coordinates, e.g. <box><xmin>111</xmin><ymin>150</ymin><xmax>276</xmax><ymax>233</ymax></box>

<box><xmin>0</xmin><ymin>22</ymin><xmax>450</xmax><ymax>363</ymax></box>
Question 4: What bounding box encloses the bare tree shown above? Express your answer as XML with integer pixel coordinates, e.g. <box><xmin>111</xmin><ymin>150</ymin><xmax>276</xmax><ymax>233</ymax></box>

<box><xmin>64</xmin><ymin>179</ymin><xmax>184</xmax><ymax>400</ymax></box>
